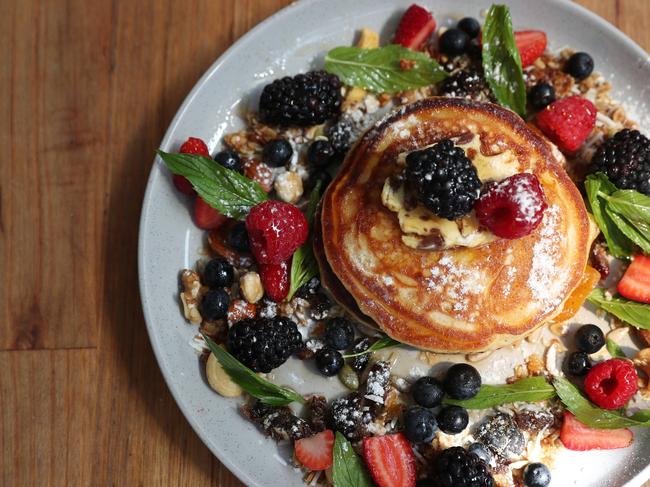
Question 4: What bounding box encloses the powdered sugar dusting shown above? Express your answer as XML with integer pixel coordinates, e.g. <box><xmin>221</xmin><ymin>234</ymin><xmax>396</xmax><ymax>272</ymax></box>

<box><xmin>425</xmin><ymin>255</ymin><xmax>486</xmax><ymax>315</ymax></box>
<box><xmin>527</xmin><ymin>205</ymin><xmax>563</xmax><ymax>312</ymax></box>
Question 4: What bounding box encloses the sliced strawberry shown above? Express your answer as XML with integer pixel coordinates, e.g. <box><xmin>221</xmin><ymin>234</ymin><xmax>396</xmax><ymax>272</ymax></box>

<box><xmin>393</xmin><ymin>4</ymin><xmax>436</xmax><ymax>50</ymax></box>
<box><xmin>362</xmin><ymin>433</ymin><xmax>416</xmax><ymax>487</ymax></box>
<box><xmin>259</xmin><ymin>260</ymin><xmax>290</xmax><ymax>302</ymax></box>
<box><xmin>174</xmin><ymin>137</ymin><xmax>210</xmax><ymax>195</ymax></box>
<box><xmin>514</xmin><ymin>30</ymin><xmax>547</xmax><ymax>67</ymax></box>
<box><xmin>294</xmin><ymin>430</ymin><xmax>334</xmax><ymax>471</ymax></box>
<box><xmin>173</xmin><ymin>174</ymin><xmax>196</xmax><ymax>195</ymax></box>
<box><xmin>618</xmin><ymin>254</ymin><xmax>650</xmax><ymax>304</ymax></box>
<box><xmin>560</xmin><ymin>412</ymin><xmax>633</xmax><ymax>451</ymax></box>
<box><xmin>194</xmin><ymin>197</ymin><xmax>227</xmax><ymax>230</ymax></box>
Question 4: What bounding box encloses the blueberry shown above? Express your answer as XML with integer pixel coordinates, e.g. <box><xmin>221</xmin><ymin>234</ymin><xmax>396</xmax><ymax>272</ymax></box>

<box><xmin>308</xmin><ymin>140</ymin><xmax>336</xmax><ymax>167</ymax></box>
<box><xmin>439</xmin><ymin>28</ymin><xmax>470</xmax><ymax>56</ymax></box>
<box><xmin>458</xmin><ymin>17</ymin><xmax>481</xmax><ymax>39</ymax></box>
<box><xmin>523</xmin><ymin>462</ymin><xmax>551</xmax><ymax>487</ymax></box>
<box><xmin>444</xmin><ymin>363</ymin><xmax>481</xmax><ymax>400</ymax></box>
<box><xmin>203</xmin><ymin>257</ymin><xmax>234</xmax><ymax>288</ymax></box>
<box><xmin>307</xmin><ymin>170</ymin><xmax>333</xmax><ymax>190</ymax></box>
<box><xmin>437</xmin><ymin>405</ymin><xmax>469</xmax><ymax>434</ymax></box>
<box><xmin>411</xmin><ymin>376</ymin><xmax>445</xmax><ymax>408</ymax></box>
<box><xmin>214</xmin><ymin>150</ymin><xmax>242</xmax><ymax>172</ymax></box>
<box><xmin>403</xmin><ymin>406</ymin><xmax>438</xmax><ymax>443</ymax></box>
<box><xmin>315</xmin><ymin>347</ymin><xmax>344</xmax><ymax>376</ymax></box>
<box><xmin>566</xmin><ymin>351</ymin><xmax>592</xmax><ymax>376</ymax></box>
<box><xmin>566</xmin><ymin>52</ymin><xmax>594</xmax><ymax>80</ymax></box>
<box><xmin>468</xmin><ymin>442</ymin><xmax>491</xmax><ymax>465</ymax></box>
<box><xmin>201</xmin><ymin>288</ymin><xmax>230</xmax><ymax>320</ymax></box>
<box><xmin>262</xmin><ymin>139</ymin><xmax>293</xmax><ymax>167</ymax></box>
<box><xmin>528</xmin><ymin>82</ymin><xmax>556</xmax><ymax>110</ymax></box>
<box><xmin>324</xmin><ymin>317</ymin><xmax>354</xmax><ymax>350</ymax></box>
<box><xmin>575</xmin><ymin>324</ymin><xmax>605</xmax><ymax>353</ymax></box>
<box><xmin>227</xmin><ymin>222</ymin><xmax>250</xmax><ymax>252</ymax></box>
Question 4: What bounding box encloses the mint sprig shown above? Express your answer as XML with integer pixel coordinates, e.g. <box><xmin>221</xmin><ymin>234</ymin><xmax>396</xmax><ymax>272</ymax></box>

<box><xmin>444</xmin><ymin>377</ymin><xmax>556</xmax><ymax>409</ymax></box>
<box><xmin>158</xmin><ymin>150</ymin><xmax>267</xmax><ymax>220</ymax></box>
<box><xmin>587</xmin><ymin>288</ymin><xmax>650</xmax><ymax>330</ymax></box>
<box><xmin>343</xmin><ymin>335</ymin><xmax>401</xmax><ymax>358</ymax></box>
<box><xmin>332</xmin><ymin>432</ymin><xmax>372</xmax><ymax>487</ymax></box>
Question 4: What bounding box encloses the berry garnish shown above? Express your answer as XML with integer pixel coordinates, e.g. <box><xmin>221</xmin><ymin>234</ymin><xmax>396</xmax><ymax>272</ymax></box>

<box><xmin>528</xmin><ymin>82</ymin><xmax>556</xmax><ymax>110</ymax></box>
<box><xmin>258</xmin><ymin>261</ymin><xmax>290</xmax><ymax>302</ymax></box>
<box><xmin>405</xmin><ymin>139</ymin><xmax>481</xmax><ymax>220</ymax></box>
<box><xmin>430</xmin><ymin>446</ymin><xmax>494</xmax><ymax>487</ymax></box>
<box><xmin>565</xmin><ymin>52</ymin><xmax>594</xmax><ymax>80</ymax></box>
<box><xmin>514</xmin><ymin>30</ymin><xmax>547</xmax><ymax>67</ymax></box>
<box><xmin>403</xmin><ymin>406</ymin><xmax>438</xmax><ymax>443</ymax></box>
<box><xmin>243</xmin><ymin>159</ymin><xmax>274</xmax><ymax>193</ymax></box>
<box><xmin>467</xmin><ymin>443</ymin><xmax>491</xmax><ymax>465</ymax></box>
<box><xmin>307</xmin><ymin>140</ymin><xmax>336</xmax><ymax>167</ymax></box>
<box><xmin>560</xmin><ymin>412</ymin><xmax>633</xmax><ymax>451</ymax></box>
<box><xmin>245</xmin><ymin>200</ymin><xmax>308</xmax><ymax>264</ymax></box>
<box><xmin>536</xmin><ymin>95</ymin><xmax>597</xmax><ymax>153</ymax></box>
<box><xmin>201</xmin><ymin>288</ymin><xmax>230</xmax><ymax>320</ymax></box>
<box><xmin>444</xmin><ymin>363</ymin><xmax>481</xmax><ymax>400</ymax></box>
<box><xmin>173</xmin><ymin>175</ymin><xmax>196</xmax><ymax>196</ymax></box>
<box><xmin>458</xmin><ymin>17</ymin><xmax>481</xmax><ymax>38</ymax></box>
<box><xmin>411</xmin><ymin>376</ymin><xmax>444</xmax><ymax>408</ymax></box>
<box><xmin>227</xmin><ymin>317</ymin><xmax>303</xmax><ymax>373</ymax></box>
<box><xmin>174</xmin><ymin>136</ymin><xmax>210</xmax><ymax>195</ymax></box>
<box><xmin>439</xmin><ymin>28</ymin><xmax>470</xmax><ymax>56</ymax></box>
<box><xmin>393</xmin><ymin>4</ymin><xmax>437</xmax><ymax>50</ymax></box>
<box><xmin>437</xmin><ymin>405</ymin><xmax>469</xmax><ymax>435</ymax></box>
<box><xmin>214</xmin><ymin>150</ymin><xmax>242</xmax><ymax>172</ymax></box>
<box><xmin>590</xmin><ymin>129</ymin><xmax>650</xmax><ymax>195</ymax></box>
<box><xmin>565</xmin><ymin>351</ymin><xmax>592</xmax><ymax>376</ymax></box>
<box><xmin>474</xmin><ymin>173</ymin><xmax>548</xmax><ymax>239</ymax></box>
<box><xmin>523</xmin><ymin>462</ymin><xmax>551</xmax><ymax>487</ymax></box>
<box><xmin>203</xmin><ymin>257</ymin><xmax>234</xmax><ymax>289</ymax></box>
<box><xmin>194</xmin><ymin>197</ymin><xmax>228</xmax><ymax>230</ymax></box>
<box><xmin>315</xmin><ymin>347</ymin><xmax>344</xmax><ymax>376</ymax></box>
<box><xmin>362</xmin><ymin>433</ymin><xmax>416</xmax><ymax>487</ymax></box>
<box><xmin>439</xmin><ymin>70</ymin><xmax>486</xmax><ymax>98</ymax></box>
<box><xmin>584</xmin><ymin>358</ymin><xmax>638</xmax><ymax>409</ymax></box>
<box><xmin>323</xmin><ymin>318</ymin><xmax>354</xmax><ymax>350</ymax></box>
<box><xmin>262</xmin><ymin>139</ymin><xmax>293</xmax><ymax>167</ymax></box>
<box><xmin>617</xmin><ymin>255</ymin><xmax>650</xmax><ymax>303</ymax></box>
<box><xmin>294</xmin><ymin>429</ymin><xmax>334</xmax><ymax>471</ymax></box>
<box><xmin>227</xmin><ymin>221</ymin><xmax>250</xmax><ymax>252</ymax></box>
<box><xmin>575</xmin><ymin>324</ymin><xmax>605</xmax><ymax>353</ymax></box>
<box><xmin>259</xmin><ymin>70</ymin><xmax>342</xmax><ymax>126</ymax></box>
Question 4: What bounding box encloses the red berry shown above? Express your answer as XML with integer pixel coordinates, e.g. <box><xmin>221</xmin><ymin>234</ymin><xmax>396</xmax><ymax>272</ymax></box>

<box><xmin>194</xmin><ymin>197</ymin><xmax>227</xmax><ymax>230</ymax></box>
<box><xmin>294</xmin><ymin>429</ymin><xmax>334</xmax><ymax>471</ymax></box>
<box><xmin>514</xmin><ymin>30</ymin><xmax>547</xmax><ymax>67</ymax></box>
<box><xmin>243</xmin><ymin>159</ymin><xmax>274</xmax><ymax>193</ymax></box>
<box><xmin>560</xmin><ymin>412</ymin><xmax>633</xmax><ymax>451</ymax></box>
<box><xmin>474</xmin><ymin>173</ymin><xmax>548</xmax><ymax>239</ymax></box>
<box><xmin>173</xmin><ymin>174</ymin><xmax>196</xmax><ymax>195</ymax></box>
<box><xmin>179</xmin><ymin>136</ymin><xmax>210</xmax><ymax>156</ymax></box>
<box><xmin>584</xmin><ymin>358</ymin><xmax>638</xmax><ymax>409</ymax></box>
<box><xmin>393</xmin><ymin>4</ymin><xmax>437</xmax><ymax>50</ymax></box>
<box><xmin>617</xmin><ymin>254</ymin><xmax>650</xmax><ymax>304</ymax></box>
<box><xmin>536</xmin><ymin>96</ymin><xmax>597</xmax><ymax>153</ymax></box>
<box><xmin>362</xmin><ymin>433</ymin><xmax>416</xmax><ymax>487</ymax></box>
<box><xmin>245</xmin><ymin>200</ymin><xmax>308</xmax><ymax>264</ymax></box>
<box><xmin>259</xmin><ymin>260</ymin><xmax>290</xmax><ymax>302</ymax></box>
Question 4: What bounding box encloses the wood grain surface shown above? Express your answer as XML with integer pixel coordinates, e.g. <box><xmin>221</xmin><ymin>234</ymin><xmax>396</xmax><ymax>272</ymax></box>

<box><xmin>0</xmin><ymin>1</ymin><xmax>648</xmax><ymax>486</ymax></box>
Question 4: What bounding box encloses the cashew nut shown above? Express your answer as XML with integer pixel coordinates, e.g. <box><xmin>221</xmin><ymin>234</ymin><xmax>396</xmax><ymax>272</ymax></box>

<box><xmin>206</xmin><ymin>352</ymin><xmax>242</xmax><ymax>397</ymax></box>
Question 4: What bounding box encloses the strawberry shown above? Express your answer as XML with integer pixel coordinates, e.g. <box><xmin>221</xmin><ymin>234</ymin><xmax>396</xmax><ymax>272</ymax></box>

<box><xmin>294</xmin><ymin>430</ymin><xmax>334</xmax><ymax>471</ymax></box>
<box><xmin>362</xmin><ymin>433</ymin><xmax>416</xmax><ymax>487</ymax></box>
<box><xmin>393</xmin><ymin>4</ymin><xmax>436</xmax><ymax>50</ymax></box>
<box><xmin>536</xmin><ymin>96</ymin><xmax>597</xmax><ymax>153</ymax></box>
<box><xmin>175</xmin><ymin>137</ymin><xmax>210</xmax><ymax>195</ymax></box>
<box><xmin>194</xmin><ymin>197</ymin><xmax>227</xmax><ymax>230</ymax></box>
<box><xmin>618</xmin><ymin>254</ymin><xmax>650</xmax><ymax>304</ymax></box>
<box><xmin>560</xmin><ymin>412</ymin><xmax>633</xmax><ymax>451</ymax></box>
<box><xmin>259</xmin><ymin>260</ymin><xmax>290</xmax><ymax>302</ymax></box>
<box><xmin>514</xmin><ymin>30</ymin><xmax>547</xmax><ymax>67</ymax></box>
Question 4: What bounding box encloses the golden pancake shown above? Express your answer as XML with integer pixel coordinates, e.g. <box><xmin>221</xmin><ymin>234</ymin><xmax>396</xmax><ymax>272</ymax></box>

<box><xmin>320</xmin><ymin>98</ymin><xmax>595</xmax><ymax>353</ymax></box>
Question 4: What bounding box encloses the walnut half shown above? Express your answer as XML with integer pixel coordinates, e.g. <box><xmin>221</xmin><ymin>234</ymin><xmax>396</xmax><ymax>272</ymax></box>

<box><xmin>180</xmin><ymin>269</ymin><xmax>205</xmax><ymax>324</ymax></box>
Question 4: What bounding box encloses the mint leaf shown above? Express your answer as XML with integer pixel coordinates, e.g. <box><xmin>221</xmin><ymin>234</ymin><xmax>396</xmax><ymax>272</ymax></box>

<box><xmin>606</xmin><ymin>338</ymin><xmax>626</xmax><ymax>358</ymax></box>
<box><xmin>201</xmin><ymin>334</ymin><xmax>305</xmax><ymax>406</ymax></box>
<box><xmin>587</xmin><ymin>288</ymin><xmax>650</xmax><ymax>330</ymax></box>
<box><xmin>324</xmin><ymin>45</ymin><xmax>447</xmax><ymax>94</ymax></box>
<box><xmin>343</xmin><ymin>335</ymin><xmax>401</xmax><ymax>358</ymax></box>
<box><xmin>443</xmin><ymin>377</ymin><xmax>556</xmax><ymax>409</ymax></box>
<box><xmin>158</xmin><ymin>150</ymin><xmax>267</xmax><ymax>220</ymax></box>
<box><xmin>332</xmin><ymin>432</ymin><xmax>372</xmax><ymax>487</ymax></box>
<box><xmin>604</xmin><ymin>189</ymin><xmax>650</xmax><ymax>254</ymax></box>
<box><xmin>481</xmin><ymin>5</ymin><xmax>527</xmax><ymax>116</ymax></box>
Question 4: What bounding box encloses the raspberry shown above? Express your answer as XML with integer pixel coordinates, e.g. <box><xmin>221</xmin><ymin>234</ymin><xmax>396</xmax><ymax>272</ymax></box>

<box><xmin>174</xmin><ymin>137</ymin><xmax>210</xmax><ymax>195</ymax></box>
<box><xmin>536</xmin><ymin>96</ymin><xmax>597</xmax><ymax>153</ymax></box>
<box><xmin>259</xmin><ymin>261</ymin><xmax>290</xmax><ymax>302</ymax></box>
<box><xmin>474</xmin><ymin>173</ymin><xmax>548</xmax><ymax>239</ymax></box>
<box><xmin>245</xmin><ymin>200</ymin><xmax>308</xmax><ymax>264</ymax></box>
<box><xmin>584</xmin><ymin>358</ymin><xmax>638</xmax><ymax>410</ymax></box>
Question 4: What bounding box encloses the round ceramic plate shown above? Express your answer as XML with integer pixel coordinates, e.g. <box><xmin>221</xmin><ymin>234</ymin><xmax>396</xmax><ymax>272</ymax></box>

<box><xmin>139</xmin><ymin>1</ymin><xmax>650</xmax><ymax>485</ymax></box>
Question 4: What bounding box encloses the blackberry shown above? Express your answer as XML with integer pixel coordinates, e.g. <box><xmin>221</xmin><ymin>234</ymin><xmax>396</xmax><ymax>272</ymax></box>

<box><xmin>405</xmin><ymin>139</ymin><xmax>481</xmax><ymax>220</ymax></box>
<box><xmin>590</xmin><ymin>129</ymin><xmax>650</xmax><ymax>195</ymax></box>
<box><xmin>308</xmin><ymin>140</ymin><xmax>336</xmax><ymax>167</ymax></box>
<box><xmin>259</xmin><ymin>71</ymin><xmax>342</xmax><ymax>126</ymax></box>
<box><xmin>440</xmin><ymin>70</ymin><xmax>486</xmax><ymax>98</ymax></box>
<box><xmin>226</xmin><ymin>317</ymin><xmax>303</xmax><ymax>373</ymax></box>
<box><xmin>431</xmin><ymin>446</ymin><xmax>494</xmax><ymax>487</ymax></box>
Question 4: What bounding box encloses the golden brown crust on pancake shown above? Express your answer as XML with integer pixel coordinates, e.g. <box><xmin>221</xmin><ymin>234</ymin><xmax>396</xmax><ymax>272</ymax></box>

<box><xmin>321</xmin><ymin>98</ymin><xmax>594</xmax><ymax>353</ymax></box>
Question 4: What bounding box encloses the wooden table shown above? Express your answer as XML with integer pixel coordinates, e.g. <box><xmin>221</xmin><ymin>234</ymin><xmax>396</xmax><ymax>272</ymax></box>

<box><xmin>1</xmin><ymin>1</ymin><xmax>648</xmax><ymax>485</ymax></box>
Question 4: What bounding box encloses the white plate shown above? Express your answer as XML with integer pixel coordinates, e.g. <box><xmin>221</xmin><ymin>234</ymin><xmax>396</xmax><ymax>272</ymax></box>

<box><xmin>138</xmin><ymin>1</ymin><xmax>650</xmax><ymax>485</ymax></box>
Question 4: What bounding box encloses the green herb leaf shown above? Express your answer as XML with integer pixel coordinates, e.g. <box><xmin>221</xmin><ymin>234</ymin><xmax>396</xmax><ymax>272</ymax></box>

<box><xmin>604</xmin><ymin>189</ymin><xmax>650</xmax><ymax>254</ymax></box>
<box><xmin>443</xmin><ymin>377</ymin><xmax>556</xmax><ymax>409</ymax></box>
<box><xmin>584</xmin><ymin>173</ymin><xmax>633</xmax><ymax>258</ymax></box>
<box><xmin>481</xmin><ymin>5</ymin><xmax>527</xmax><ymax>116</ymax></box>
<box><xmin>201</xmin><ymin>334</ymin><xmax>305</xmax><ymax>406</ymax></box>
<box><xmin>332</xmin><ymin>432</ymin><xmax>373</xmax><ymax>487</ymax></box>
<box><xmin>324</xmin><ymin>45</ymin><xmax>448</xmax><ymax>94</ymax></box>
<box><xmin>606</xmin><ymin>338</ymin><xmax>626</xmax><ymax>358</ymax></box>
<box><xmin>343</xmin><ymin>335</ymin><xmax>402</xmax><ymax>358</ymax></box>
<box><xmin>553</xmin><ymin>376</ymin><xmax>650</xmax><ymax>428</ymax></box>
<box><xmin>587</xmin><ymin>288</ymin><xmax>650</xmax><ymax>330</ymax></box>
<box><xmin>158</xmin><ymin>150</ymin><xmax>267</xmax><ymax>220</ymax></box>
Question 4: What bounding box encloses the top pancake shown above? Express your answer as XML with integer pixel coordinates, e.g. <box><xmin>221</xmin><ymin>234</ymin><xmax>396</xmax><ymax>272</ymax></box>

<box><xmin>320</xmin><ymin>98</ymin><xmax>594</xmax><ymax>353</ymax></box>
